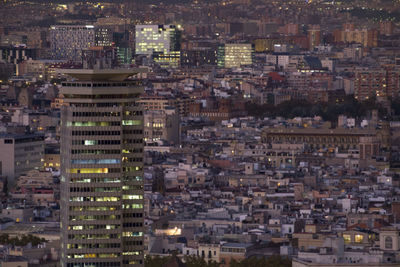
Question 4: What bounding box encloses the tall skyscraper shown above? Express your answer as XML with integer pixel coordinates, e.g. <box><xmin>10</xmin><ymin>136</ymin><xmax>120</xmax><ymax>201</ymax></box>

<box><xmin>60</xmin><ymin>69</ymin><xmax>145</xmax><ymax>267</ymax></box>
<box><xmin>50</xmin><ymin>25</ymin><xmax>95</xmax><ymax>62</ymax></box>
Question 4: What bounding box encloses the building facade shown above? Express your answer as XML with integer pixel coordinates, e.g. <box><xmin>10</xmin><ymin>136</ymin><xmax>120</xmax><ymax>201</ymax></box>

<box><xmin>135</xmin><ymin>25</ymin><xmax>180</xmax><ymax>56</ymax></box>
<box><xmin>218</xmin><ymin>43</ymin><xmax>253</xmax><ymax>68</ymax></box>
<box><xmin>50</xmin><ymin>25</ymin><xmax>95</xmax><ymax>62</ymax></box>
<box><xmin>0</xmin><ymin>133</ymin><xmax>44</xmax><ymax>186</ymax></box>
<box><xmin>60</xmin><ymin>69</ymin><xmax>144</xmax><ymax>267</ymax></box>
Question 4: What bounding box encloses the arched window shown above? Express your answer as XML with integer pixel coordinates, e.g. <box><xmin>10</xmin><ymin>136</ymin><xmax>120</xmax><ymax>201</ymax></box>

<box><xmin>385</xmin><ymin>236</ymin><xmax>393</xmax><ymax>249</ymax></box>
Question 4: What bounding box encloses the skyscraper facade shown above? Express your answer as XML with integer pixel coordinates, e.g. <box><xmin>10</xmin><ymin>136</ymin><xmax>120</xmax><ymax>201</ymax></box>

<box><xmin>50</xmin><ymin>25</ymin><xmax>95</xmax><ymax>62</ymax></box>
<box><xmin>135</xmin><ymin>25</ymin><xmax>180</xmax><ymax>55</ymax></box>
<box><xmin>135</xmin><ymin>25</ymin><xmax>181</xmax><ymax>67</ymax></box>
<box><xmin>60</xmin><ymin>69</ymin><xmax>144</xmax><ymax>267</ymax></box>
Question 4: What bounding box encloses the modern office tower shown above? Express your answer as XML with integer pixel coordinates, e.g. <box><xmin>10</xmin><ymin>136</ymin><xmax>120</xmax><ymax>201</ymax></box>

<box><xmin>217</xmin><ymin>43</ymin><xmax>253</xmax><ymax>68</ymax></box>
<box><xmin>50</xmin><ymin>25</ymin><xmax>95</xmax><ymax>62</ymax></box>
<box><xmin>114</xmin><ymin>31</ymin><xmax>132</xmax><ymax>65</ymax></box>
<box><xmin>0</xmin><ymin>133</ymin><xmax>45</xmax><ymax>186</ymax></box>
<box><xmin>135</xmin><ymin>25</ymin><xmax>181</xmax><ymax>67</ymax></box>
<box><xmin>135</xmin><ymin>25</ymin><xmax>180</xmax><ymax>55</ymax></box>
<box><xmin>60</xmin><ymin>69</ymin><xmax>145</xmax><ymax>267</ymax></box>
<box><xmin>95</xmin><ymin>27</ymin><xmax>114</xmax><ymax>47</ymax></box>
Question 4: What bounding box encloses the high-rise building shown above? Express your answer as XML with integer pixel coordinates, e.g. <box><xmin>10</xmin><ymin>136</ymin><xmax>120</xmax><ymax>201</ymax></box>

<box><xmin>135</xmin><ymin>25</ymin><xmax>181</xmax><ymax>68</ymax></box>
<box><xmin>217</xmin><ymin>43</ymin><xmax>253</xmax><ymax>68</ymax></box>
<box><xmin>60</xmin><ymin>69</ymin><xmax>145</xmax><ymax>267</ymax></box>
<box><xmin>50</xmin><ymin>25</ymin><xmax>95</xmax><ymax>62</ymax></box>
<box><xmin>135</xmin><ymin>25</ymin><xmax>180</xmax><ymax>55</ymax></box>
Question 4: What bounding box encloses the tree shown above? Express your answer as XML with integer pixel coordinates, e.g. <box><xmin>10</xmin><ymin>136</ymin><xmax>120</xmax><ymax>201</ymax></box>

<box><xmin>184</xmin><ymin>255</ymin><xmax>220</xmax><ymax>267</ymax></box>
<box><xmin>145</xmin><ymin>255</ymin><xmax>170</xmax><ymax>267</ymax></box>
<box><xmin>229</xmin><ymin>256</ymin><xmax>291</xmax><ymax>267</ymax></box>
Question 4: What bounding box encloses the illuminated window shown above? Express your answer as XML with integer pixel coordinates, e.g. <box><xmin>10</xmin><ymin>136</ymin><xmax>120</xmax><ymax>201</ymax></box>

<box><xmin>122</xmin><ymin>195</ymin><xmax>143</xmax><ymax>200</ymax></box>
<box><xmin>84</xmin><ymin>140</ymin><xmax>96</xmax><ymax>146</ymax></box>
<box><xmin>355</xmin><ymin>234</ymin><xmax>363</xmax><ymax>243</ymax></box>
<box><xmin>343</xmin><ymin>234</ymin><xmax>351</xmax><ymax>243</ymax></box>
<box><xmin>68</xmin><ymin>168</ymin><xmax>109</xmax><ymax>174</ymax></box>
<box><xmin>122</xmin><ymin>120</ymin><xmax>142</xmax><ymax>126</ymax></box>
<box><xmin>122</xmin><ymin>232</ymin><xmax>143</xmax><ymax>237</ymax></box>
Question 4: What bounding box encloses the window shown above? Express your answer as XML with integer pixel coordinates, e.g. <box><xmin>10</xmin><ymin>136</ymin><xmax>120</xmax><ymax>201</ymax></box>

<box><xmin>385</xmin><ymin>236</ymin><xmax>393</xmax><ymax>249</ymax></box>
<box><xmin>355</xmin><ymin>234</ymin><xmax>363</xmax><ymax>243</ymax></box>
<box><xmin>343</xmin><ymin>234</ymin><xmax>351</xmax><ymax>243</ymax></box>
<box><xmin>122</xmin><ymin>120</ymin><xmax>142</xmax><ymax>126</ymax></box>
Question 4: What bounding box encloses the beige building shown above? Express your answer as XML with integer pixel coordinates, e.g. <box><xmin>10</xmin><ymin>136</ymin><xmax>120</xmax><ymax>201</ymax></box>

<box><xmin>138</xmin><ymin>95</ymin><xmax>192</xmax><ymax>117</ymax></box>
<box><xmin>198</xmin><ymin>243</ymin><xmax>220</xmax><ymax>263</ymax></box>
<box><xmin>17</xmin><ymin>169</ymin><xmax>54</xmax><ymax>190</ymax></box>
<box><xmin>0</xmin><ymin>134</ymin><xmax>44</xmax><ymax>186</ymax></box>
<box><xmin>144</xmin><ymin>108</ymin><xmax>180</xmax><ymax>145</ymax></box>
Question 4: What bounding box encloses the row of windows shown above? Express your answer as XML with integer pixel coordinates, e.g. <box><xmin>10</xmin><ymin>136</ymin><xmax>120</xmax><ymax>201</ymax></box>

<box><xmin>123</xmin><ymin>213</ymin><xmax>143</xmax><ymax>218</ymax></box>
<box><xmin>71</xmin><ymin>159</ymin><xmax>120</xmax><ymax>164</ymax></box>
<box><xmin>72</xmin><ymin>131</ymin><xmax>121</xmax><ymax>136</ymax></box>
<box><xmin>70</xmin><ymin>206</ymin><xmax>119</xmax><ymax>212</ymax></box>
<box><xmin>122</xmin><ymin>185</ymin><xmax>143</xmax><ymax>190</ymax></box>
<box><xmin>67</xmin><ymin>243</ymin><xmax>121</xmax><ymax>249</ymax></box>
<box><xmin>122</xmin><ymin>222</ymin><xmax>143</xmax><ymax>228</ymax></box>
<box><xmin>124</xmin><ymin>240</ymin><xmax>143</xmax><ymax>246</ymax></box>
<box><xmin>123</xmin><ymin>130</ymin><xmax>143</xmax><ymax>135</ymax></box>
<box><xmin>122</xmin><ymin>120</ymin><xmax>142</xmax><ymax>126</ymax></box>
<box><xmin>72</xmin><ymin>140</ymin><xmax>121</xmax><ymax>146</ymax></box>
<box><xmin>68</xmin><ymin>234</ymin><xmax>120</xmax><ymax>240</ymax></box>
<box><xmin>122</xmin><ymin>232</ymin><xmax>143</xmax><ymax>237</ymax></box>
<box><xmin>125</xmin><ymin>111</ymin><xmax>143</xmax><ymax>116</ymax></box>
<box><xmin>67</xmin><ymin>253</ymin><xmax>119</xmax><ymax>258</ymax></box>
<box><xmin>124</xmin><ymin>139</ymin><xmax>143</xmax><ymax>144</ymax></box>
<box><xmin>68</xmin><ymin>224</ymin><xmax>119</xmax><ymax>231</ymax></box>
<box><xmin>122</xmin><ymin>148</ymin><xmax>143</xmax><ymax>154</ymax></box>
<box><xmin>122</xmin><ymin>157</ymin><xmax>142</xmax><ymax>163</ymax></box>
<box><xmin>67</xmin><ymin>121</ymin><xmax>121</xmax><ymax>127</ymax></box>
<box><xmin>70</xmin><ymin>177</ymin><xmax>121</xmax><ymax>183</ymax></box>
<box><xmin>62</xmin><ymin>81</ymin><xmax>141</xmax><ymax>87</ymax></box>
<box><xmin>65</xmin><ymin>94</ymin><xmax>140</xmax><ymax>99</ymax></box>
<box><xmin>70</xmin><ymin>215</ymin><xmax>120</xmax><ymax>221</ymax></box>
<box><xmin>122</xmin><ymin>167</ymin><xmax>143</xmax><ymax>172</ymax></box>
<box><xmin>122</xmin><ymin>195</ymin><xmax>143</xmax><ymax>200</ymax></box>
<box><xmin>71</xmin><ymin>149</ymin><xmax>120</xmax><ymax>155</ymax></box>
<box><xmin>70</xmin><ymin>197</ymin><xmax>120</xmax><ymax>202</ymax></box>
<box><xmin>72</xmin><ymin>112</ymin><xmax>121</xmax><ymax>117</ymax></box>
<box><xmin>70</xmin><ymin>187</ymin><xmax>121</xmax><ymax>193</ymax></box>
<box><xmin>69</xmin><ymin>177</ymin><xmax>143</xmax><ymax>183</ymax></box>
<box><xmin>70</xmin><ymin>102</ymin><xmax>139</xmax><ymax>108</ymax></box>
<box><xmin>68</xmin><ymin>168</ymin><xmax>121</xmax><ymax>174</ymax></box>
<box><xmin>66</xmin><ymin>262</ymin><xmax>120</xmax><ymax>267</ymax></box>
<box><xmin>122</xmin><ymin>204</ymin><xmax>143</xmax><ymax>209</ymax></box>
